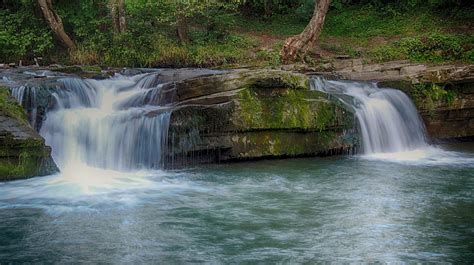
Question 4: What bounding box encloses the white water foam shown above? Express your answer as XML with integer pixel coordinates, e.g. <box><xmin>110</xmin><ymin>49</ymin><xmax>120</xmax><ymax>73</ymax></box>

<box><xmin>311</xmin><ymin>77</ymin><xmax>474</xmax><ymax>165</ymax></box>
<box><xmin>39</xmin><ymin>73</ymin><xmax>171</xmax><ymax>171</ymax></box>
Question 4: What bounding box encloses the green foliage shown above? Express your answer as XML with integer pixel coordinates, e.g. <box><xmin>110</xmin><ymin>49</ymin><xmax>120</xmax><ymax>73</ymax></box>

<box><xmin>255</xmin><ymin>50</ymin><xmax>281</xmax><ymax>67</ymax></box>
<box><xmin>372</xmin><ymin>34</ymin><xmax>473</xmax><ymax>63</ymax></box>
<box><xmin>1</xmin><ymin>0</ymin><xmax>472</xmax><ymax>67</ymax></box>
<box><xmin>322</xmin><ymin>6</ymin><xmax>440</xmax><ymax>38</ymax></box>
<box><xmin>371</xmin><ymin>46</ymin><xmax>403</xmax><ymax>62</ymax></box>
<box><xmin>55</xmin><ymin>0</ymin><xmax>110</xmax><ymax>45</ymax></box>
<box><xmin>295</xmin><ymin>0</ymin><xmax>314</xmax><ymax>21</ymax></box>
<box><xmin>241</xmin><ymin>0</ymin><xmax>302</xmax><ymax>17</ymax></box>
<box><xmin>398</xmin><ymin>34</ymin><xmax>466</xmax><ymax>62</ymax></box>
<box><xmin>0</xmin><ymin>6</ymin><xmax>53</xmax><ymax>62</ymax></box>
<box><xmin>70</xmin><ymin>32</ymin><xmax>253</xmax><ymax>68</ymax></box>
<box><xmin>234</xmin><ymin>14</ymin><xmax>305</xmax><ymax>37</ymax></box>
<box><xmin>412</xmin><ymin>83</ymin><xmax>457</xmax><ymax>113</ymax></box>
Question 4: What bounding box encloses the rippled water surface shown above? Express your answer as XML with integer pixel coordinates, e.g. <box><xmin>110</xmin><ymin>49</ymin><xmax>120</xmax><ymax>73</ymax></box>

<box><xmin>0</xmin><ymin>143</ymin><xmax>473</xmax><ymax>263</ymax></box>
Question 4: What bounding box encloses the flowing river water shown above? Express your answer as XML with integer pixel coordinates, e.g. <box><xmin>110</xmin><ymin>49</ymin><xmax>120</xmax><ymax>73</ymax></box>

<box><xmin>0</xmin><ymin>71</ymin><xmax>473</xmax><ymax>262</ymax></box>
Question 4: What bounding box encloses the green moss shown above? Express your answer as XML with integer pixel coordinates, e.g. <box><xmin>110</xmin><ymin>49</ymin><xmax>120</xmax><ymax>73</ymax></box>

<box><xmin>280</xmin><ymin>73</ymin><xmax>309</xmax><ymax>90</ymax></box>
<box><xmin>237</xmin><ymin>87</ymin><xmax>340</xmax><ymax>131</ymax></box>
<box><xmin>0</xmin><ymin>88</ymin><xmax>28</xmax><ymax>123</ymax></box>
<box><xmin>51</xmin><ymin>66</ymin><xmax>84</xmax><ymax>74</ymax></box>
<box><xmin>230</xmin><ymin>130</ymin><xmax>348</xmax><ymax>158</ymax></box>
<box><xmin>0</xmin><ymin>151</ymin><xmax>40</xmax><ymax>180</ymax></box>
<box><xmin>81</xmin><ymin>65</ymin><xmax>102</xmax><ymax>72</ymax></box>
<box><xmin>237</xmin><ymin>88</ymin><xmax>264</xmax><ymax>127</ymax></box>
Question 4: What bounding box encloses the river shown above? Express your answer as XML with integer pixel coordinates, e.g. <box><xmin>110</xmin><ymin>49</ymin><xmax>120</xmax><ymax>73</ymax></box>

<box><xmin>0</xmin><ymin>143</ymin><xmax>473</xmax><ymax>263</ymax></box>
<box><xmin>1</xmin><ymin>69</ymin><xmax>473</xmax><ymax>263</ymax></box>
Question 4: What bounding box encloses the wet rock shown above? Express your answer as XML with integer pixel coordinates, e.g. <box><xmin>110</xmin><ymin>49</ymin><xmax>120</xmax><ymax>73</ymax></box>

<box><xmin>166</xmin><ymin>70</ymin><xmax>357</xmax><ymax>166</ymax></box>
<box><xmin>379</xmin><ymin>80</ymin><xmax>474</xmax><ymax>140</ymax></box>
<box><xmin>400</xmin><ymin>65</ymin><xmax>427</xmax><ymax>76</ymax></box>
<box><xmin>0</xmin><ymin>88</ymin><xmax>58</xmax><ymax>180</ymax></box>
<box><xmin>333</xmin><ymin>63</ymin><xmax>473</xmax><ymax>84</ymax></box>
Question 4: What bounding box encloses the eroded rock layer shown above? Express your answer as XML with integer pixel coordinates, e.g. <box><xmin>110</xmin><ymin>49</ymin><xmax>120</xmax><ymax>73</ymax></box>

<box><xmin>165</xmin><ymin>70</ymin><xmax>357</xmax><ymax>167</ymax></box>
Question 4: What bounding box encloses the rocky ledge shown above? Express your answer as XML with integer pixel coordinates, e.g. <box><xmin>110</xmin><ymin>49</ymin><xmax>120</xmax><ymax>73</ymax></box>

<box><xmin>162</xmin><ymin>70</ymin><xmax>357</xmax><ymax>167</ymax></box>
<box><xmin>0</xmin><ymin>88</ymin><xmax>58</xmax><ymax>180</ymax></box>
<box><xmin>296</xmin><ymin>61</ymin><xmax>474</xmax><ymax>141</ymax></box>
<box><xmin>0</xmin><ymin>68</ymin><xmax>358</xmax><ymax>175</ymax></box>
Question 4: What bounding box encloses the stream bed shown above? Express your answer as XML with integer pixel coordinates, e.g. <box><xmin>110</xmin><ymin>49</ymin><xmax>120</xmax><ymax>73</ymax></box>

<box><xmin>0</xmin><ymin>143</ymin><xmax>473</xmax><ymax>263</ymax></box>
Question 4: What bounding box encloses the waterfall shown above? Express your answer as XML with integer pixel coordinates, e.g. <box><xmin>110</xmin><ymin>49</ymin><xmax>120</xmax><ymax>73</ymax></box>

<box><xmin>32</xmin><ymin>73</ymin><xmax>172</xmax><ymax>171</ymax></box>
<box><xmin>10</xmin><ymin>86</ymin><xmax>38</xmax><ymax>129</ymax></box>
<box><xmin>311</xmin><ymin>77</ymin><xmax>428</xmax><ymax>154</ymax></box>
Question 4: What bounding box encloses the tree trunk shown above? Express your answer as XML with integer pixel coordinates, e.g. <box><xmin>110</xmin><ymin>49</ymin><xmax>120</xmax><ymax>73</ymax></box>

<box><xmin>37</xmin><ymin>0</ymin><xmax>75</xmax><ymax>51</ymax></box>
<box><xmin>110</xmin><ymin>0</ymin><xmax>127</xmax><ymax>33</ymax></box>
<box><xmin>176</xmin><ymin>17</ymin><xmax>189</xmax><ymax>43</ymax></box>
<box><xmin>281</xmin><ymin>0</ymin><xmax>331</xmax><ymax>63</ymax></box>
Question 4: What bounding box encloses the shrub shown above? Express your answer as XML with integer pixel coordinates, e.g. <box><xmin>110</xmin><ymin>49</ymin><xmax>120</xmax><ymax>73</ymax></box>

<box><xmin>0</xmin><ymin>9</ymin><xmax>54</xmax><ymax>62</ymax></box>
<box><xmin>398</xmin><ymin>34</ymin><xmax>464</xmax><ymax>62</ymax></box>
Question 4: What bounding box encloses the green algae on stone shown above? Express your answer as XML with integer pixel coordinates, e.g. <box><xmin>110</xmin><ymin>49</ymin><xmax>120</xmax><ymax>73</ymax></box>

<box><xmin>0</xmin><ymin>88</ymin><xmax>58</xmax><ymax>180</ymax></box>
<box><xmin>236</xmin><ymin>87</ymin><xmax>344</xmax><ymax>131</ymax></box>
<box><xmin>228</xmin><ymin>130</ymin><xmax>349</xmax><ymax>159</ymax></box>
<box><xmin>0</xmin><ymin>88</ymin><xmax>28</xmax><ymax>124</ymax></box>
<box><xmin>165</xmin><ymin>69</ymin><xmax>357</xmax><ymax>165</ymax></box>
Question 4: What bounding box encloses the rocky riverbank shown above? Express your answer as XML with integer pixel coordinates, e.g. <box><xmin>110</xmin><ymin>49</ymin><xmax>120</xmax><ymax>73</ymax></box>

<box><xmin>163</xmin><ymin>70</ymin><xmax>356</xmax><ymax>167</ymax></box>
<box><xmin>0</xmin><ymin>88</ymin><xmax>58</xmax><ymax>180</ymax></box>
<box><xmin>1</xmin><ymin>61</ymin><xmax>473</xmax><ymax>179</ymax></box>
<box><xmin>299</xmin><ymin>60</ymin><xmax>474</xmax><ymax>141</ymax></box>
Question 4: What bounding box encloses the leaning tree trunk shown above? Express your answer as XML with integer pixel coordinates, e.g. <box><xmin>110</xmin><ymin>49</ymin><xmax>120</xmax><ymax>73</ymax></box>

<box><xmin>281</xmin><ymin>0</ymin><xmax>331</xmax><ymax>63</ymax></box>
<box><xmin>110</xmin><ymin>0</ymin><xmax>127</xmax><ymax>33</ymax></box>
<box><xmin>37</xmin><ymin>0</ymin><xmax>76</xmax><ymax>51</ymax></box>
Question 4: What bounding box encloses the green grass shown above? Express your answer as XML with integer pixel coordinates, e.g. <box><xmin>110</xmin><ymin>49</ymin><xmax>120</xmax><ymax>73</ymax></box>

<box><xmin>318</xmin><ymin>7</ymin><xmax>473</xmax><ymax>63</ymax></box>
<box><xmin>371</xmin><ymin>33</ymin><xmax>474</xmax><ymax>63</ymax></box>
<box><xmin>322</xmin><ymin>7</ymin><xmax>443</xmax><ymax>38</ymax></box>
<box><xmin>70</xmin><ymin>32</ymin><xmax>257</xmax><ymax>68</ymax></box>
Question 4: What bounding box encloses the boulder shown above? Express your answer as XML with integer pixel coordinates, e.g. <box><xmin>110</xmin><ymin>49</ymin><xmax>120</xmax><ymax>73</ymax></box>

<box><xmin>0</xmin><ymin>88</ymin><xmax>58</xmax><ymax>180</ymax></box>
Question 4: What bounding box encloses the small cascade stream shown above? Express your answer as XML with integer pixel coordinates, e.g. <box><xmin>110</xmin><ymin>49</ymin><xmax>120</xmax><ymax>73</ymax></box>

<box><xmin>311</xmin><ymin>77</ymin><xmax>428</xmax><ymax>154</ymax></box>
<box><xmin>11</xmin><ymin>73</ymin><xmax>171</xmax><ymax>171</ymax></box>
<box><xmin>1</xmin><ymin>71</ymin><xmax>474</xmax><ymax>263</ymax></box>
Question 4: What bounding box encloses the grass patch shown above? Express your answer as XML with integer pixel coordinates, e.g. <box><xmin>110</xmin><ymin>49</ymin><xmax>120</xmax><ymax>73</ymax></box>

<box><xmin>70</xmin><ymin>33</ymin><xmax>255</xmax><ymax>68</ymax></box>
<box><xmin>371</xmin><ymin>33</ymin><xmax>473</xmax><ymax>63</ymax></box>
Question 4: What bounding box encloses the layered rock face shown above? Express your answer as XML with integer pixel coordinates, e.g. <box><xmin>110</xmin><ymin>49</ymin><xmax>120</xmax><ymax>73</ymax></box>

<box><xmin>311</xmin><ymin>61</ymin><xmax>474</xmax><ymax>141</ymax></box>
<box><xmin>0</xmin><ymin>88</ymin><xmax>58</xmax><ymax>180</ymax></box>
<box><xmin>421</xmin><ymin>84</ymin><xmax>474</xmax><ymax>140</ymax></box>
<box><xmin>0</xmin><ymin>68</ymin><xmax>357</xmax><ymax>174</ymax></box>
<box><xmin>164</xmin><ymin>70</ymin><xmax>357</xmax><ymax>167</ymax></box>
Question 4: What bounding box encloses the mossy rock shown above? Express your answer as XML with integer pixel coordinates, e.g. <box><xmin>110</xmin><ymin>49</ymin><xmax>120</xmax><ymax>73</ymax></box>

<box><xmin>235</xmin><ymin>87</ymin><xmax>348</xmax><ymax>131</ymax></box>
<box><xmin>0</xmin><ymin>88</ymin><xmax>28</xmax><ymax>124</ymax></box>
<box><xmin>51</xmin><ymin>65</ymin><xmax>84</xmax><ymax>74</ymax></box>
<box><xmin>0</xmin><ymin>88</ymin><xmax>58</xmax><ymax>180</ymax></box>
<box><xmin>166</xmin><ymin>69</ymin><xmax>357</xmax><ymax>165</ymax></box>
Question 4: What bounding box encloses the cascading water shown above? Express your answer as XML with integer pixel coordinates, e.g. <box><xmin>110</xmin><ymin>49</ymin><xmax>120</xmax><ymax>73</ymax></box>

<box><xmin>10</xmin><ymin>86</ymin><xmax>38</xmax><ymax>129</ymax></box>
<box><xmin>25</xmin><ymin>73</ymin><xmax>171</xmax><ymax>172</ymax></box>
<box><xmin>311</xmin><ymin>77</ymin><xmax>428</xmax><ymax>154</ymax></box>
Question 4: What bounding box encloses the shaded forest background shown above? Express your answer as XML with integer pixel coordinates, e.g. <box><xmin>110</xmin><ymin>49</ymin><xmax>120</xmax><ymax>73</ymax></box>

<box><xmin>1</xmin><ymin>0</ymin><xmax>473</xmax><ymax>68</ymax></box>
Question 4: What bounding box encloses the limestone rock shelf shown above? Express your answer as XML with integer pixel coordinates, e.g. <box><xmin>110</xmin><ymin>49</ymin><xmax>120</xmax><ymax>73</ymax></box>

<box><xmin>164</xmin><ymin>70</ymin><xmax>357</xmax><ymax>166</ymax></box>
